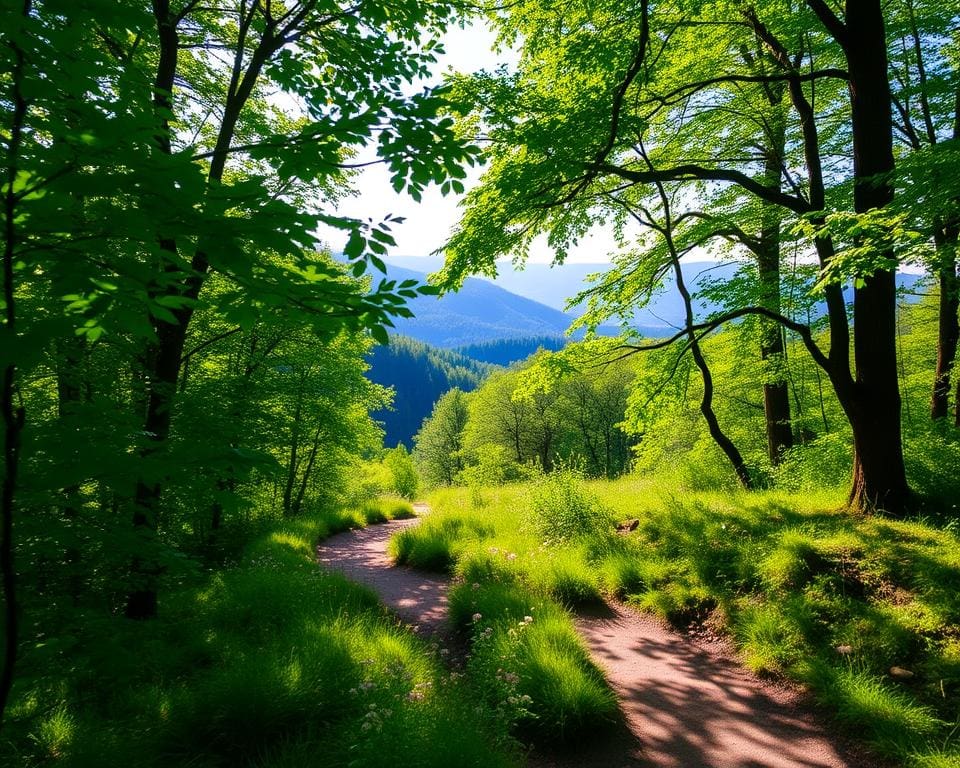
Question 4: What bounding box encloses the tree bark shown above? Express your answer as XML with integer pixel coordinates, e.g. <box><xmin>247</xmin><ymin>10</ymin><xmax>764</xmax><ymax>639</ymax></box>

<box><xmin>842</xmin><ymin>0</ymin><xmax>909</xmax><ymax>513</ymax></box>
<box><xmin>756</xmin><ymin>102</ymin><xmax>793</xmax><ymax>465</ymax></box>
<box><xmin>931</xmin><ymin>226</ymin><xmax>959</xmax><ymax>420</ymax></box>
<box><xmin>0</xmin><ymin>0</ymin><xmax>29</xmax><ymax>728</ymax></box>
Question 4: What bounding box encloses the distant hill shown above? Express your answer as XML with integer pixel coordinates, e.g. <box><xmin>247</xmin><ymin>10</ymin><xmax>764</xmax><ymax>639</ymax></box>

<box><xmin>380</xmin><ymin>264</ymin><xmax>625</xmax><ymax>347</ymax></box>
<box><xmin>384</xmin><ymin>256</ymin><xmax>930</xmax><ymax>338</ymax></box>
<box><xmin>455</xmin><ymin>336</ymin><xmax>567</xmax><ymax>366</ymax></box>
<box><xmin>366</xmin><ymin>335</ymin><xmax>492</xmax><ymax>448</ymax></box>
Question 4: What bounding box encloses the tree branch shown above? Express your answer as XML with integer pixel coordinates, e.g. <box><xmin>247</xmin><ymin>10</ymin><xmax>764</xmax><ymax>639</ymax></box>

<box><xmin>617</xmin><ymin>305</ymin><xmax>830</xmax><ymax>372</ymax></box>
<box><xmin>592</xmin><ymin>161</ymin><xmax>811</xmax><ymax>214</ymax></box>
<box><xmin>804</xmin><ymin>0</ymin><xmax>848</xmax><ymax>47</ymax></box>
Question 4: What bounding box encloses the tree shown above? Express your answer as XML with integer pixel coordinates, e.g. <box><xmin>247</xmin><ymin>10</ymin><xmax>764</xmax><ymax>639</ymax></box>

<box><xmin>413</xmin><ymin>388</ymin><xmax>470</xmax><ymax>486</ymax></box>
<box><xmin>384</xmin><ymin>444</ymin><xmax>419</xmax><ymax>499</ymax></box>
<box><xmin>117</xmin><ymin>0</ymin><xmax>476</xmax><ymax>617</ymax></box>
<box><xmin>441</xmin><ymin>0</ymin><xmax>943</xmax><ymax>513</ymax></box>
<box><xmin>885</xmin><ymin>0</ymin><xmax>960</xmax><ymax>421</ymax></box>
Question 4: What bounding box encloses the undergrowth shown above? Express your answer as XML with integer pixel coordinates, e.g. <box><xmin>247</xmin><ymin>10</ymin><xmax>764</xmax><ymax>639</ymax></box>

<box><xmin>392</xmin><ymin>474</ymin><xmax>619</xmax><ymax>745</ymax></box>
<box><xmin>2</xmin><ymin>501</ymin><xmax>518</xmax><ymax>768</ymax></box>
<box><xmin>407</xmin><ymin>473</ymin><xmax>960</xmax><ymax>767</ymax></box>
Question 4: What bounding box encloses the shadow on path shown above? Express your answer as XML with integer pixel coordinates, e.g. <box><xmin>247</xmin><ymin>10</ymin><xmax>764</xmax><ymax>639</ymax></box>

<box><xmin>317</xmin><ymin>516</ymin><xmax>876</xmax><ymax>768</ymax></box>
<box><xmin>317</xmin><ymin>517</ymin><xmax>449</xmax><ymax>634</ymax></box>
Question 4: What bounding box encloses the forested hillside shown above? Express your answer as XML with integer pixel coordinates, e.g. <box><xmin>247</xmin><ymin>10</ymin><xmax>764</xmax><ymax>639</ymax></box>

<box><xmin>454</xmin><ymin>336</ymin><xmax>567</xmax><ymax>366</ymax></box>
<box><xmin>366</xmin><ymin>335</ymin><xmax>491</xmax><ymax>447</ymax></box>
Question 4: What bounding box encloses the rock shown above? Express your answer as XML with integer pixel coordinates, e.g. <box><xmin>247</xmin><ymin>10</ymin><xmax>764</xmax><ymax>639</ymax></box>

<box><xmin>889</xmin><ymin>666</ymin><xmax>914</xmax><ymax>680</ymax></box>
<box><xmin>616</xmin><ymin>519</ymin><xmax>640</xmax><ymax>533</ymax></box>
<box><xmin>835</xmin><ymin>645</ymin><xmax>853</xmax><ymax>655</ymax></box>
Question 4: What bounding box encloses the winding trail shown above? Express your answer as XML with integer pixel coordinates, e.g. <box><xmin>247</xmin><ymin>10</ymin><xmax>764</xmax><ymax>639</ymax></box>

<box><xmin>317</xmin><ymin>512</ymin><xmax>873</xmax><ymax>768</ymax></box>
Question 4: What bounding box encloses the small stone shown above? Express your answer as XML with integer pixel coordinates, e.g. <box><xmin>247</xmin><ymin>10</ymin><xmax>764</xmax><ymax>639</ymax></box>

<box><xmin>889</xmin><ymin>666</ymin><xmax>914</xmax><ymax>679</ymax></box>
<box><xmin>835</xmin><ymin>644</ymin><xmax>853</xmax><ymax>655</ymax></box>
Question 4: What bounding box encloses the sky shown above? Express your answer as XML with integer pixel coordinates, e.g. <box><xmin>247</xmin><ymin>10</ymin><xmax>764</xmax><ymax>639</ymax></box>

<box><xmin>315</xmin><ymin>22</ymin><xmax>618</xmax><ymax>267</ymax></box>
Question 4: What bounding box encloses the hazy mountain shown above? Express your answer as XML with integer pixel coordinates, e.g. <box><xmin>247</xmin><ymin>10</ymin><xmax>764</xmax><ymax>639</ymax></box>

<box><xmin>380</xmin><ymin>264</ymin><xmax>626</xmax><ymax>347</ymax></box>
<box><xmin>383</xmin><ymin>256</ymin><xmax>929</xmax><ymax>338</ymax></box>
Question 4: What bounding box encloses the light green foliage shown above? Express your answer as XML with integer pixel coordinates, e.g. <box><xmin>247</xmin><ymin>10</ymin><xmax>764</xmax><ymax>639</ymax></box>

<box><xmin>527</xmin><ymin>467</ymin><xmax>616</xmax><ymax>546</ymax></box>
<box><xmin>456</xmin><ymin>355</ymin><xmax>635</xmax><ymax>481</ymax></box>
<box><xmin>437</xmin><ymin>0</ymin><xmax>960</xmax><ymax>511</ymax></box>
<box><xmin>413</xmin><ymin>388</ymin><xmax>471</xmax><ymax>486</ymax></box>
<box><xmin>383</xmin><ymin>444</ymin><xmax>420</xmax><ymax>500</ymax></box>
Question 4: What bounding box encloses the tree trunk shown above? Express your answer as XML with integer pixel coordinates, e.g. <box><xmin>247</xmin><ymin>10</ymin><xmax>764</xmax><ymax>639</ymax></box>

<box><xmin>756</xmin><ymin>108</ymin><xmax>793</xmax><ymax>465</ymax></box>
<box><xmin>844</xmin><ymin>0</ymin><xmax>910</xmax><ymax>513</ymax></box>
<box><xmin>931</xmin><ymin>227</ymin><xmax>959</xmax><ymax>420</ymax></box>
<box><xmin>930</xmin><ymin>83</ymin><xmax>960</xmax><ymax>421</ymax></box>
<box><xmin>282</xmin><ymin>373</ymin><xmax>306</xmax><ymax>516</ymax></box>
<box><xmin>292</xmin><ymin>423</ymin><xmax>324</xmax><ymax>516</ymax></box>
<box><xmin>1</xmin><ymin>3</ymin><xmax>28</xmax><ymax>727</ymax></box>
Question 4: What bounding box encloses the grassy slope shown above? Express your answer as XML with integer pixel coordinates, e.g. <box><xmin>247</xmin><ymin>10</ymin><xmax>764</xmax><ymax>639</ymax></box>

<box><xmin>396</xmin><ymin>477</ymin><xmax>960</xmax><ymax>767</ymax></box>
<box><xmin>391</xmin><ymin>486</ymin><xmax>620</xmax><ymax>743</ymax></box>
<box><xmin>3</xmin><ymin>498</ymin><xmax>520</xmax><ymax>768</ymax></box>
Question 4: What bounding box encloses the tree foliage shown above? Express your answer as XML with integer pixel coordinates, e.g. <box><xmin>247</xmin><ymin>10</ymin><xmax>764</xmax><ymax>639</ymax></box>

<box><xmin>0</xmin><ymin>0</ymin><xmax>480</xmax><ymax>729</ymax></box>
<box><xmin>439</xmin><ymin>0</ymin><xmax>960</xmax><ymax>514</ymax></box>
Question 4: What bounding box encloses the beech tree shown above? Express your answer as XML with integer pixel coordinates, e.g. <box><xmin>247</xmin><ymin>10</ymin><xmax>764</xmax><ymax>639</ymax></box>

<box><xmin>441</xmin><ymin>0</ymin><xmax>955</xmax><ymax>513</ymax></box>
<box><xmin>1</xmin><ymin>0</ymin><xmax>479</xmax><ymax>720</ymax></box>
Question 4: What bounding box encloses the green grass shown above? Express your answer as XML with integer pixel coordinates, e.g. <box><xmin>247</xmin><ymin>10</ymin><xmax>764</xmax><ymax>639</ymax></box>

<box><xmin>392</xmin><ymin>481</ymin><xmax>618</xmax><ymax>745</ymax></box>
<box><xmin>2</xmin><ymin>501</ymin><xmax>519</xmax><ymax>768</ymax></box>
<box><xmin>410</xmin><ymin>475</ymin><xmax>960</xmax><ymax>767</ymax></box>
<box><xmin>448</xmin><ymin>581</ymin><xmax>618</xmax><ymax>742</ymax></box>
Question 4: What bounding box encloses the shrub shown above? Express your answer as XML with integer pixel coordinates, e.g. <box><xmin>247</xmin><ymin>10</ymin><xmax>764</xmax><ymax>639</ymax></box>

<box><xmin>527</xmin><ymin>468</ymin><xmax>614</xmax><ymax>545</ymax></box>
<box><xmin>383</xmin><ymin>444</ymin><xmax>420</xmax><ymax>500</ymax></box>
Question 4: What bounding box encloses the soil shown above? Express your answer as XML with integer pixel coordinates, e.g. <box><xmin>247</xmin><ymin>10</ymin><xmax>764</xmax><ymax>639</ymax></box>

<box><xmin>317</xmin><ymin>513</ymin><xmax>880</xmax><ymax>768</ymax></box>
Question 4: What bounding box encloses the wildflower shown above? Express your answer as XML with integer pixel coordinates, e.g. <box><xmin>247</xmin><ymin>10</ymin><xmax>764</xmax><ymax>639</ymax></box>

<box><xmin>472</xmin><ymin>612</ymin><xmax>483</xmax><ymax>623</ymax></box>
<box><xmin>472</xmin><ymin>582</ymin><xmax>480</xmax><ymax>590</ymax></box>
<box><xmin>360</xmin><ymin>681</ymin><xmax>376</xmax><ymax>692</ymax></box>
<box><xmin>406</xmin><ymin>690</ymin><xmax>425</xmax><ymax>701</ymax></box>
<box><xmin>506</xmin><ymin>552</ymin><xmax>517</xmax><ymax>561</ymax></box>
<box><xmin>523</xmin><ymin>615</ymin><xmax>533</xmax><ymax>624</ymax></box>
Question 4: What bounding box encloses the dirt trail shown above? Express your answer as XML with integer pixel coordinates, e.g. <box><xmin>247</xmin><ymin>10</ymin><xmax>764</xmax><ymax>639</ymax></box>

<box><xmin>317</xmin><ymin>514</ymin><xmax>867</xmax><ymax>768</ymax></box>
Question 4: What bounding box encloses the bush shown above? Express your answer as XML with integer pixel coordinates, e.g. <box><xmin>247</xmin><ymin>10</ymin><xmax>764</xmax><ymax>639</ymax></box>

<box><xmin>527</xmin><ymin>468</ymin><xmax>615</xmax><ymax>545</ymax></box>
<box><xmin>384</xmin><ymin>444</ymin><xmax>420</xmax><ymax>500</ymax></box>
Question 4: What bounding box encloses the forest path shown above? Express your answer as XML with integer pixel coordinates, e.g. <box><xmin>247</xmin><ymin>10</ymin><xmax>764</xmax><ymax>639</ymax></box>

<box><xmin>317</xmin><ymin>511</ymin><xmax>868</xmax><ymax>768</ymax></box>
